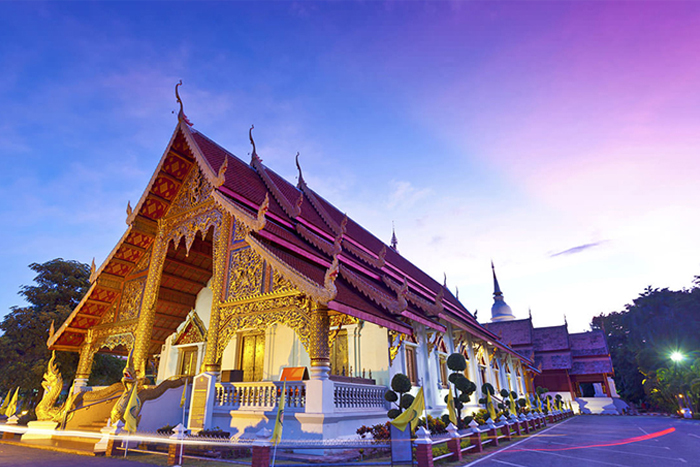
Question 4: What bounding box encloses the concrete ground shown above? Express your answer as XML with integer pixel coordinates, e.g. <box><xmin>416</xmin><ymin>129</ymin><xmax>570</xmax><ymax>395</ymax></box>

<box><xmin>0</xmin><ymin>442</ymin><xmax>153</xmax><ymax>466</ymax></box>
<box><xmin>462</xmin><ymin>415</ymin><xmax>700</xmax><ymax>467</ymax></box>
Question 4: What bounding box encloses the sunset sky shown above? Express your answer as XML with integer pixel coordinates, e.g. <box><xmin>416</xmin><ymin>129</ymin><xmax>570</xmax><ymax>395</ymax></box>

<box><xmin>2</xmin><ymin>1</ymin><xmax>700</xmax><ymax>332</ymax></box>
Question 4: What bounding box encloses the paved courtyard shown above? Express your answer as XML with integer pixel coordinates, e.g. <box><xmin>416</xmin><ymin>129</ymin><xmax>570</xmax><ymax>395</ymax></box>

<box><xmin>463</xmin><ymin>415</ymin><xmax>700</xmax><ymax>467</ymax></box>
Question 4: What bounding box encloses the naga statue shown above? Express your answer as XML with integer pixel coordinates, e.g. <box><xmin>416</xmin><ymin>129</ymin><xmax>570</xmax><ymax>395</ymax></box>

<box><xmin>35</xmin><ymin>351</ymin><xmax>64</xmax><ymax>421</ymax></box>
<box><xmin>110</xmin><ymin>349</ymin><xmax>141</xmax><ymax>427</ymax></box>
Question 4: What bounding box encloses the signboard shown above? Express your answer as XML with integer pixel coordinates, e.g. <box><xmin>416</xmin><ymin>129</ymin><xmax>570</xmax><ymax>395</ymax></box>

<box><xmin>188</xmin><ymin>374</ymin><xmax>211</xmax><ymax>432</ymax></box>
<box><xmin>280</xmin><ymin>366</ymin><xmax>309</xmax><ymax>381</ymax></box>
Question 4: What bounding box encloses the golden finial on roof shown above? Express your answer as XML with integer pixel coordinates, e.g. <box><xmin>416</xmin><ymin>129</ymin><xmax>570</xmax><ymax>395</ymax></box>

<box><xmin>175</xmin><ymin>80</ymin><xmax>193</xmax><ymax>126</ymax></box>
<box><xmin>126</xmin><ymin>200</ymin><xmax>132</xmax><ymax>217</ymax></box>
<box><xmin>249</xmin><ymin>124</ymin><xmax>259</xmax><ymax>163</ymax></box>
<box><xmin>90</xmin><ymin>258</ymin><xmax>96</xmax><ymax>276</ymax></box>
<box><xmin>295</xmin><ymin>152</ymin><xmax>306</xmax><ymax>188</ymax></box>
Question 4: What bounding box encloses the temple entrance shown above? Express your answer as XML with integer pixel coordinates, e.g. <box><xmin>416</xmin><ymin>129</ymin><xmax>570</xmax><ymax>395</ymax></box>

<box><xmin>179</xmin><ymin>346</ymin><xmax>199</xmax><ymax>376</ymax></box>
<box><xmin>330</xmin><ymin>329</ymin><xmax>348</xmax><ymax>376</ymax></box>
<box><xmin>239</xmin><ymin>332</ymin><xmax>265</xmax><ymax>382</ymax></box>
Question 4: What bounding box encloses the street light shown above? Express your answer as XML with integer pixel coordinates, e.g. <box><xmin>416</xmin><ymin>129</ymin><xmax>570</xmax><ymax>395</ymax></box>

<box><xmin>670</xmin><ymin>351</ymin><xmax>684</xmax><ymax>362</ymax></box>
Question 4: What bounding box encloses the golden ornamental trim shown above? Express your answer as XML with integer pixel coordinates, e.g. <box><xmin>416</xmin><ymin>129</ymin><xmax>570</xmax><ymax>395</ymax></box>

<box><xmin>212</xmin><ymin>191</ymin><xmax>268</xmax><ymax>233</ymax></box>
<box><xmin>245</xmin><ymin>233</ymin><xmax>338</xmax><ymax>304</ymax></box>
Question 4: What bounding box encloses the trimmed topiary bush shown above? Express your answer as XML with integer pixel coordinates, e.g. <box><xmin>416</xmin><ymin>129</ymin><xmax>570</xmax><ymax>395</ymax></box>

<box><xmin>385</xmin><ymin>373</ymin><xmax>413</xmax><ymax>419</ymax></box>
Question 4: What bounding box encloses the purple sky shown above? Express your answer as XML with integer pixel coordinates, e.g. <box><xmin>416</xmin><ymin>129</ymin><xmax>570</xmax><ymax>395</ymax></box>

<box><xmin>2</xmin><ymin>1</ymin><xmax>700</xmax><ymax>332</ymax></box>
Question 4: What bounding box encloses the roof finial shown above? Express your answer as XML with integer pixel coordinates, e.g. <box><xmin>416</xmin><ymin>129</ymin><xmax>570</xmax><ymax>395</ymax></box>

<box><xmin>491</xmin><ymin>260</ymin><xmax>502</xmax><ymax>297</ymax></box>
<box><xmin>249</xmin><ymin>125</ymin><xmax>259</xmax><ymax>163</ymax></box>
<box><xmin>529</xmin><ymin>307</ymin><xmax>532</xmax><ymax>319</ymax></box>
<box><xmin>390</xmin><ymin>222</ymin><xmax>398</xmax><ymax>251</ymax></box>
<box><xmin>456</xmin><ymin>286</ymin><xmax>459</xmax><ymax>300</ymax></box>
<box><xmin>295</xmin><ymin>152</ymin><xmax>306</xmax><ymax>188</ymax></box>
<box><xmin>443</xmin><ymin>273</ymin><xmax>447</xmax><ymax>288</ymax></box>
<box><xmin>564</xmin><ymin>314</ymin><xmax>568</xmax><ymax>326</ymax></box>
<box><xmin>175</xmin><ymin>80</ymin><xmax>193</xmax><ymax>126</ymax></box>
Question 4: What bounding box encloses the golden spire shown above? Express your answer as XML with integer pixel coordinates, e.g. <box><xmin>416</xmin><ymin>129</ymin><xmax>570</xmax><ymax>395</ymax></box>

<box><xmin>175</xmin><ymin>80</ymin><xmax>193</xmax><ymax>126</ymax></box>
<box><xmin>126</xmin><ymin>200</ymin><xmax>132</xmax><ymax>217</ymax></box>
<box><xmin>249</xmin><ymin>124</ymin><xmax>259</xmax><ymax>164</ymax></box>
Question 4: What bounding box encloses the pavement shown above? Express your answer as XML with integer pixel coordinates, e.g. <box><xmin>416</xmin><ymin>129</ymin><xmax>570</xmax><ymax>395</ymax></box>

<box><xmin>0</xmin><ymin>441</ymin><xmax>153</xmax><ymax>466</ymax></box>
<box><xmin>461</xmin><ymin>415</ymin><xmax>700</xmax><ymax>467</ymax></box>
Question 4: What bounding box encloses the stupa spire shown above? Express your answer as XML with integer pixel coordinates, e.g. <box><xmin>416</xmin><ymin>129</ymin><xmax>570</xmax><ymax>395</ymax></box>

<box><xmin>490</xmin><ymin>261</ymin><xmax>515</xmax><ymax>322</ymax></box>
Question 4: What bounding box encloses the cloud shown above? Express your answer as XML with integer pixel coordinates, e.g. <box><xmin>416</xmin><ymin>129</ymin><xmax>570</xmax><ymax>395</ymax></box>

<box><xmin>550</xmin><ymin>241</ymin><xmax>606</xmax><ymax>258</ymax></box>
<box><xmin>387</xmin><ymin>180</ymin><xmax>432</xmax><ymax>210</ymax></box>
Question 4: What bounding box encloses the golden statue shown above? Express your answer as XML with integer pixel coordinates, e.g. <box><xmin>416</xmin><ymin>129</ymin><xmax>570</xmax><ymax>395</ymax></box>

<box><xmin>35</xmin><ymin>351</ymin><xmax>64</xmax><ymax>421</ymax></box>
<box><xmin>110</xmin><ymin>349</ymin><xmax>141</xmax><ymax>426</ymax></box>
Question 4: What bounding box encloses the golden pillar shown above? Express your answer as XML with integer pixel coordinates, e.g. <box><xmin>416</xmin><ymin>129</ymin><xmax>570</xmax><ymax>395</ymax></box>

<box><xmin>201</xmin><ymin>216</ymin><xmax>231</xmax><ymax>373</ymax></box>
<box><xmin>132</xmin><ymin>229</ymin><xmax>168</xmax><ymax>379</ymax></box>
<box><xmin>75</xmin><ymin>341</ymin><xmax>95</xmax><ymax>380</ymax></box>
<box><xmin>308</xmin><ymin>302</ymin><xmax>331</xmax><ymax>380</ymax></box>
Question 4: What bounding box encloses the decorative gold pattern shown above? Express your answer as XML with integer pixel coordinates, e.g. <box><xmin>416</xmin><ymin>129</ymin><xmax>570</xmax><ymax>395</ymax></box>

<box><xmin>175</xmin><ymin>311</ymin><xmax>208</xmax><ymax>345</ymax></box>
<box><xmin>201</xmin><ymin>213</ymin><xmax>231</xmax><ymax>371</ymax></box>
<box><xmin>271</xmin><ymin>268</ymin><xmax>297</xmax><ymax>294</ymax></box>
<box><xmin>388</xmin><ymin>329</ymin><xmax>407</xmax><ymax>366</ymax></box>
<box><xmin>167</xmin><ymin>167</ymin><xmax>212</xmax><ymax>219</ymax></box>
<box><xmin>245</xmin><ymin>232</ymin><xmax>338</xmax><ymax>304</ymax></box>
<box><xmin>216</xmin><ymin>294</ymin><xmax>310</xmax><ymax>360</ymax></box>
<box><xmin>133</xmin><ymin>246</ymin><xmax>151</xmax><ymax>274</ymax></box>
<box><xmin>119</xmin><ymin>279</ymin><xmax>146</xmax><ymax>321</ymax></box>
<box><xmin>226</xmin><ymin>247</ymin><xmax>264</xmax><ymax>300</ymax></box>
<box><xmin>99</xmin><ymin>333</ymin><xmax>135</xmax><ymax>351</ymax></box>
<box><xmin>212</xmin><ymin>191</ymin><xmax>268</xmax><ymax>233</ymax></box>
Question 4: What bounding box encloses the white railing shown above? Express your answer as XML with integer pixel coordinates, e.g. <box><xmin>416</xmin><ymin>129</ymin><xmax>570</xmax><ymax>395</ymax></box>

<box><xmin>215</xmin><ymin>381</ymin><xmax>306</xmax><ymax>410</ymax></box>
<box><xmin>333</xmin><ymin>382</ymin><xmax>387</xmax><ymax>411</ymax></box>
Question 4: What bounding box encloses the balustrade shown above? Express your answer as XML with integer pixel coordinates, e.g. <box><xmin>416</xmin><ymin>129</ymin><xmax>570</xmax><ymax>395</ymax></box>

<box><xmin>215</xmin><ymin>381</ymin><xmax>306</xmax><ymax>410</ymax></box>
<box><xmin>333</xmin><ymin>382</ymin><xmax>386</xmax><ymax>411</ymax></box>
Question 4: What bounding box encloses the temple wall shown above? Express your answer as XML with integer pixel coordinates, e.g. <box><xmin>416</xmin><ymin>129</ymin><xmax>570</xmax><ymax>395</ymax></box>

<box><xmin>356</xmin><ymin>321</ymin><xmax>390</xmax><ymax>386</ymax></box>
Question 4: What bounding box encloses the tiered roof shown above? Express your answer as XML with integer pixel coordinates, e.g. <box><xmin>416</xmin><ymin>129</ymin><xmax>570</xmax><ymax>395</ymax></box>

<box><xmin>49</xmin><ymin>110</ymin><xmax>528</xmax><ymax>363</ymax></box>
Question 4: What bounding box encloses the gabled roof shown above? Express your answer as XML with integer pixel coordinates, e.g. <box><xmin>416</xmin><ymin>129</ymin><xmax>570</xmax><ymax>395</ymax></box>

<box><xmin>50</xmin><ymin>114</ymin><xmax>516</xmax><ymax>357</ymax></box>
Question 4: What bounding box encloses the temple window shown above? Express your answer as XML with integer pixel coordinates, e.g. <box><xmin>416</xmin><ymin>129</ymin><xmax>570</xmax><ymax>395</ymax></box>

<box><xmin>439</xmin><ymin>354</ymin><xmax>449</xmax><ymax>389</ymax></box>
<box><xmin>239</xmin><ymin>332</ymin><xmax>265</xmax><ymax>382</ymax></box>
<box><xmin>478</xmin><ymin>353</ymin><xmax>488</xmax><ymax>387</ymax></box>
<box><xmin>178</xmin><ymin>346</ymin><xmax>198</xmax><ymax>376</ymax></box>
<box><xmin>405</xmin><ymin>345</ymin><xmax>418</xmax><ymax>385</ymax></box>
<box><xmin>492</xmin><ymin>358</ymin><xmax>501</xmax><ymax>392</ymax></box>
<box><xmin>330</xmin><ymin>329</ymin><xmax>349</xmax><ymax>376</ymax></box>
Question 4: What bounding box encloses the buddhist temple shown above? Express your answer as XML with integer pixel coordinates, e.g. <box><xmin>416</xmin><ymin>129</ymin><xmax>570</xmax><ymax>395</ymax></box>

<box><xmin>48</xmin><ymin>86</ymin><xmax>542</xmax><ymax>439</ymax></box>
<box><xmin>485</xmin><ymin>264</ymin><xmax>625</xmax><ymax>414</ymax></box>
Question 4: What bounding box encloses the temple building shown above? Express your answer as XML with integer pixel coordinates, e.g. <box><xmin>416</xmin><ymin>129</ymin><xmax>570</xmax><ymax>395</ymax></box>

<box><xmin>48</xmin><ymin>91</ymin><xmax>541</xmax><ymax>439</ymax></box>
<box><xmin>484</xmin><ymin>264</ymin><xmax>624</xmax><ymax>414</ymax></box>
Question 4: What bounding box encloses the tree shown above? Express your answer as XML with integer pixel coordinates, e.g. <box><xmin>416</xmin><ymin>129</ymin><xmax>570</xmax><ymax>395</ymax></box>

<box><xmin>0</xmin><ymin>259</ymin><xmax>122</xmax><ymax>400</ymax></box>
<box><xmin>384</xmin><ymin>373</ymin><xmax>413</xmax><ymax>419</ymax></box>
<box><xmin>592</xmin><ymin>280</ymin><xmax>700</xmax><ymax>410</ymax></box>
<box><xmin>443</xmin><ymin>353</ymin><xmax>476</xmax><ymax>428</ymax></box>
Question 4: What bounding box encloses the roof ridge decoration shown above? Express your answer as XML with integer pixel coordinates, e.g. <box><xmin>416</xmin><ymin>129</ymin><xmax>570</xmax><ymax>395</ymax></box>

<box><xmin>212</xmin><ymin>191</ymin><xmax>268</xmax><ymax>233</ymax></box>
<box><xmin>175</xmin><ymin>80</ymin><xmax>193</xmax><ymax>127</ymax></box>
<box><xmin>248</xmin><ymin>125</ymin><xmax>302</xmax><ymax>219</ymax></box>
<box><xmin>295</xmin><ymin>152</ymin><xmax>306</xmax><ymax>189</ymax></box>
<box><xmin>382</xmin><ymin>275</ymin><xmax>441</xmax><ymax>318</ymax></box>
<box><xmin>295</xmin><ymin>155</ymin><xmax>341</xmax><ymax>235</ymax></box>
<box><xmin>214</xmin><ymin>157</ymin><xmax>228</xmax><ymax>188</ymax></box>
<box><xmin>245</xmin><ymin>232</ymin><xmax>337</xmax><ymax>304</ymax></box>
<box><xmin>339</xmin><ymin>264</ymin><xmax>406</xmax><ymax>315</ymax></box>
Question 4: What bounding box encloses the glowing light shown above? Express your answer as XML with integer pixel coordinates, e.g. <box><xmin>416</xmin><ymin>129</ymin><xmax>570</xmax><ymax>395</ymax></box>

<box><xmin>671</xmin><ymin>351</ymin><xmax>684</xmax><ymax>362</ymax></box>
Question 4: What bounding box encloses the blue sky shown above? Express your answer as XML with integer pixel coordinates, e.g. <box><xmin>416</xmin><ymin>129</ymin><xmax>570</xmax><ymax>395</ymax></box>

<box><xmin>2</xmin><ymin>1</ymin><xmax>700</xmax><ymax>332</ymax></box>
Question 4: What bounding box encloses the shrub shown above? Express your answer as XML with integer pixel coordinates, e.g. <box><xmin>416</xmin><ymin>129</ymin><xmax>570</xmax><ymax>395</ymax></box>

<box><xmin>385</xmin><ymin>373</ymin><xmax>413</xmax><ymax>420</ymax></box>
<box><xmin>357</xmin><ymin>422</ymin><xmax>391</xmax><ymax>443</ymax></box>
<box><xmin>157</xmin><ymin>424</ymin><xmax>176</xmax><ymax>435</ymax></box>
